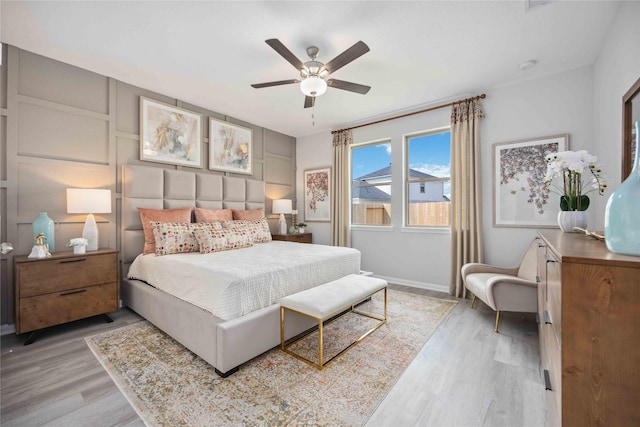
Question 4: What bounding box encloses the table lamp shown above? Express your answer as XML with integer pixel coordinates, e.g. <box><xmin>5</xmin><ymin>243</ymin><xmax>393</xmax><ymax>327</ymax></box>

<box><xmin>67</xmin><ymin>188</ymin><xmax>112</xmax><ymax>251</ymax></box>
<box><xmin>272</xmin><ymin>199</ymin><xmax>292</xmax><ymax>235</ymax></box>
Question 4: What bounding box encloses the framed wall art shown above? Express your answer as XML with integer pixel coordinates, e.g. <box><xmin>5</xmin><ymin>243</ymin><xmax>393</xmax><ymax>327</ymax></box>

<box><xmin>139</xmin><ymin>97</ymin><xmax>202</xmax><ymax>168</ymax></box>
<box><xmin>208</xmin><ymin>118</ymin><xmax>253</xmax><ymax>175</ymax></box>
<box><xmin>493</xmin><ymin>134</ymin><xmax>568</xmax><ymax>228</ymax></box>
<box><xmin>304</xmin><ymin>167</ymin><xmax>331</xmax><ymax>222</ymax></box>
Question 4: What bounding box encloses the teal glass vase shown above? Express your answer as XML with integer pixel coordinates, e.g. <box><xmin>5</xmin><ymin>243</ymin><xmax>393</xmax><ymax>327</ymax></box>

<box><xmin>33</xmin><ymin>212</ymin><xmax>55</xmax><ymax>253</ymax></box>
<box><xmin>604</xmin><ymin>121</ymin><xmax>640</xmax><ymax>256</ymax></box>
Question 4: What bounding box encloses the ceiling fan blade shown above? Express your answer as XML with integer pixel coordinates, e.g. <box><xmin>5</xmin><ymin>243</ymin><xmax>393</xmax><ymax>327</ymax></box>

<box><xmin>265</xmin><ymin>39</ymin><xmax>305</xmax><ymax>70</ymax></box>
<box><xmin>304</xmin><ymin>96</ymin><xmax>315</xmax><ymax>109</ymax></box>
<box><xmin>251</xmin><ymin>79</ymin><xmax>299</xmax><ymax>89</ymax></box>
<box><xmin>326</xmin><ymin>79</ymin><xmax>371</xmax><ymax>94</ymax></box>
<box><xmin>322</xmin><ymin>41</ymin><xmax>370</xmax><ymax>75</ymax></box>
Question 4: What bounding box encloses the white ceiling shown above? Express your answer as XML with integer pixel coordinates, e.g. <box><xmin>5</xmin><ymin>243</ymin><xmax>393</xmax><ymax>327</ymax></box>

<box><xmin>1</xmin><ymin>1</ymin><xmax>620</xmax><ymax>138</ymax></box>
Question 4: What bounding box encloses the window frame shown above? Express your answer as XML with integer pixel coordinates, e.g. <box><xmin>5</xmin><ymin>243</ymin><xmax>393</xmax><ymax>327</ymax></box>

<box><xmin>403</xmin><ymin>126</ymin><xmax>451</xmax><ymax>229</ymax></box>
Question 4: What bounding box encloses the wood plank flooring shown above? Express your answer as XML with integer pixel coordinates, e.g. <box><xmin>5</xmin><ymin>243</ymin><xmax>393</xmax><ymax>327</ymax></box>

<box><xmin>1</xmin><ymin>285</ymin><xmax>546</xmax><ymax>426</ymax></box>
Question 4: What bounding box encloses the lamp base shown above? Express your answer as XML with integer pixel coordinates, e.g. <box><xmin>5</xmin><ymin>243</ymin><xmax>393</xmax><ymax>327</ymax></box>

<box><xmin>82</xmin><ymin>213</ymin><xmax>99</xmax><ymax>251</ymax></box>
<box><xmin>278</xmin><ymin>214</ymin><xmax>287</xmax><ymax>235</ymax></box>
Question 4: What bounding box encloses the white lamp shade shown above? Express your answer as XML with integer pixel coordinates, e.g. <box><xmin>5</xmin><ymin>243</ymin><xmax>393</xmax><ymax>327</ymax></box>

<box><xmin>67</xmin><ymin>188</ymin><xmax>111</xmax><ymax>251</ymax></box>
<box><xmin>67</xmin><ymin>189</ymin><xmax>112</xmax><ymax>214</ymax></box>
<box><xmin>300</xmin><ymin>76</ymin><xmax>327</xmax><ymax>97</ymax></box>
<box><xmin>272</xmin><ymin>199</ymin><xmax>292</xmax><ymax>214</ymax></box>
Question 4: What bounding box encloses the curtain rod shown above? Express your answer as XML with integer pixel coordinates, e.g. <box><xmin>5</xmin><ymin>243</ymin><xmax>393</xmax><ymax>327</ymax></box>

<box><xmin>331</xmin><ymin>93</ymin><xmax>486</xmax><ymax>135</ymax></box>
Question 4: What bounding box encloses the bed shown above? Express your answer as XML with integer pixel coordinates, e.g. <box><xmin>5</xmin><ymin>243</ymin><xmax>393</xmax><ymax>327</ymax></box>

<box><xmin>120</xmin><ymin>164</ymin><xmax>360</xmax><ymax>376</ymax></box>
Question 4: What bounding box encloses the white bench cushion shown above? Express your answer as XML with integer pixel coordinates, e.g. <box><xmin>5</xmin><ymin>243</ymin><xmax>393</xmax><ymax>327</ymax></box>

<box><xmin>280</xmin><ymin>274</ymin><xmax>387</xmax><ymax>320</ymax></box>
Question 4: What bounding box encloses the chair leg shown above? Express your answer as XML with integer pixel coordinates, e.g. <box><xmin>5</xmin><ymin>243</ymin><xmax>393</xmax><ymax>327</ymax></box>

<box><xmin>494</xmin><ymin>310</ymin><xmax>500</xmax><ymax>333</ymax></box>
<box><xmin>470</xmin><ymin>294</ymin><xmax>476</xmax><ymax>309</ymax></box>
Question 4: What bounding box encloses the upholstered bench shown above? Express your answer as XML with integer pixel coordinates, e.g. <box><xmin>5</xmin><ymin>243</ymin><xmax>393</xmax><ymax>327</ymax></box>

<box><xmin>279</xmin><ymin>273</ymin><xmax>387</xmax><ymax>370</ymax></box>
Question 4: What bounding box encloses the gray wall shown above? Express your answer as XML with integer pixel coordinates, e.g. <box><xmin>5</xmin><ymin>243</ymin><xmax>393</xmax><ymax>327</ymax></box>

<box><xmin>0</xmin><ymin>45</ymin><xmax>297</xmax><ymax>328</ymax></box>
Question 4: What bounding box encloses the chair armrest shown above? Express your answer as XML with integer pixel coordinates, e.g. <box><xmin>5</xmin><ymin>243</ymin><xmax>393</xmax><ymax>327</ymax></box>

<box><xmin>485</xmin><ymin>275</ymin><xmax>537</xmax><ymax>290</ymax></box>
<box><xmin>461</xmin><ymin>263</ymin><xmax>519</xmax><ymax>281</ymax></box>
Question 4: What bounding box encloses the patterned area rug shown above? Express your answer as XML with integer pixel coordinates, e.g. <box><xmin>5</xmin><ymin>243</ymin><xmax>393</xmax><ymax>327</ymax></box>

<box><xmin>85</xmin><ymin>289</ymin><xmax>456</xmax><ymax>426</ymax></box>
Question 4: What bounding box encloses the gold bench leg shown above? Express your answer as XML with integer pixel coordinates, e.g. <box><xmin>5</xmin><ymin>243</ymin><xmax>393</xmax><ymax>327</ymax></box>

<box><xmin>494</xmin><ymin>310</ymin><xmax>500</xmax><ymax>333</ymax></box>
<box><xmin>470</xmin><ymin>294</ymin><xmax>476</xmax><ymax>308</ymax></box>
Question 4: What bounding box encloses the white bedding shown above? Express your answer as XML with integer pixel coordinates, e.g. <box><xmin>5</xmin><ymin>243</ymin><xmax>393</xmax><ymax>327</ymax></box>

<box><xmin>127</xmin><ymin>241</ymin><xmax>361</xmax><ymax>321</ymax></box>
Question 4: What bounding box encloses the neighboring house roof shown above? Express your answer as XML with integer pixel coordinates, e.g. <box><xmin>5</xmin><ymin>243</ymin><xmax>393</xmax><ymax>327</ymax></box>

<box><xmin>354</xmin><ymin>166</ymin><xmax>436</xmax><ymax>181</ymax></box>
<box><xmin>351</xmin><ymin>181</ymin><xmax>391</xmax><ymax>201</ymax></box>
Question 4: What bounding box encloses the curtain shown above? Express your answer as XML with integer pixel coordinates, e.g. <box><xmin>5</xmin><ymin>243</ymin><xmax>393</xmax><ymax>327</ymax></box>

<box><xmin>331</xmin><ymin>130</ymin><xmax>353</xmax><ymax>247</ymax></box>
<box><xmin>449</xmin><ymin>99</ymin><xmax>484</xmax><ymax>297</ymax></box>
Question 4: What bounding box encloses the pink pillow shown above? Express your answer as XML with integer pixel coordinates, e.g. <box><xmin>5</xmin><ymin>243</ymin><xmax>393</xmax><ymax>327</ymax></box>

<box><xmin>194</xmin><ymin>208</ymin><xmax>233</xmax><ymax>223</ymax></box>
<box><xmin>232</xmin><ymin>208</ymin><xmax>264</xmax><ymax>220</ymax></box>
<box><xmin>138</xmin><ymin>207</ymin><xmax>192</xmax><ymax>255</ymax></box>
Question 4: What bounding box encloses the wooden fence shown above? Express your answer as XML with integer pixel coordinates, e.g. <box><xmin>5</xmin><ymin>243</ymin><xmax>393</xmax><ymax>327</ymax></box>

<box><xmin>352</xmin><ymin>202</ymin><xmax>450</xmax><ymax>226</ymax></box>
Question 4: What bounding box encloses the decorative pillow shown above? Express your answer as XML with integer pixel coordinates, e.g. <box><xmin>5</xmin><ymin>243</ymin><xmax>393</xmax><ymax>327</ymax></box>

<box><xmin>232</xmin><ymin>208</ymin><xmax>265</xmax><ymax>220</ymax></box>
<box><xmin>138</xmin><ymin>207</ymin><xmax>192</xmax><ymax>255</ymax></box>
<box><xmin>194</xmin><ymin>223</ymin><xmax>254</xmax><ymax>254</ymax></box>
<box><xmin>194</xmin><ymin>208</ymin><xmax>233</xmax><ymax>223</ymax></box>
<box><xmin>221</xmin><ymin>219</ymin><xmax>272</xmax><ymax>243</ymax></box>
<box><xmin>151</xmin><ymin>222</ymin><xmax>203</xmax><ymax>256</ymax></box>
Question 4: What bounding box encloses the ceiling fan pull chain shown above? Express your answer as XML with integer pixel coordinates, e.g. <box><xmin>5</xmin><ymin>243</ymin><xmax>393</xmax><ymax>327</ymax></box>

<box><xmin>312</xmin><ymin>102</ymin><xmax>316</xmax><ymax>126</ymax></box>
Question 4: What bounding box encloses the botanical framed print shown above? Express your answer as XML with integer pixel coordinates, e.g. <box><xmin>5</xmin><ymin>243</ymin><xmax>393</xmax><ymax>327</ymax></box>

<box><xmin>139</xmin><ymin>97</ymin><xmax>202</xmax><ymax>168</ymax></box>
<box><xmin>208</xmin><ymin>118</ymin><xmax>252</xmax><ymax>175</ymax></box>
<box><xmin>304</xmin><ymin>167</ymin><xmax>331</xmax><ymax>222</ymax></box>
<box><xmin>493</xmin><ymin>134</ymin><xmax>568</xmax><ymax>228</ymax></box>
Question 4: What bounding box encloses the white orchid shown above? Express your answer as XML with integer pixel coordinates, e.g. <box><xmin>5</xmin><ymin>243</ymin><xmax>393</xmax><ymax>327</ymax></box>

<box><xmin>67</xmin><ymin>237</ymin><xmax>88</xmax><ymax>247</ymax></box>
<box><xmin>543</xmin><ymin>150</ymin><xmax>607</xmax><ymax>211</ymax></box>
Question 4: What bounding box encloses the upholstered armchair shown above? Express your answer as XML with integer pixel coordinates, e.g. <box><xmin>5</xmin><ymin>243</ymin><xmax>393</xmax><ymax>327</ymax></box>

<box><xmin>462</xmin><ymin>239</ymin><xmax>538</xmax><ymax>332</ymax></box>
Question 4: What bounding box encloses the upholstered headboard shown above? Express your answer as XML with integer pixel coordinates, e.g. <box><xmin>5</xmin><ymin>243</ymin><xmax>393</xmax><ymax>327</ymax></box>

<box><xmin>121</xmin><ymin>164</ymin><xmax>265</xmax><ymax>265</ymax></box>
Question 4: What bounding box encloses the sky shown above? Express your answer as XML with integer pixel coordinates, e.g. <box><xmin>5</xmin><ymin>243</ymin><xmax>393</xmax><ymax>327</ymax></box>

<box><xmin>351</xmin><ymin>131</ymin><xmax>451</xmax><ymax>180</ymax></box>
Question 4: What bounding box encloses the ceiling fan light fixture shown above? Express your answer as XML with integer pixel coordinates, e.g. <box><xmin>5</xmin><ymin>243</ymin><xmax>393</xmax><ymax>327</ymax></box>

<box><xmin>300</xmin><ymin>76</ymin><xmax>327</xmax><ymax>97</ymax></box>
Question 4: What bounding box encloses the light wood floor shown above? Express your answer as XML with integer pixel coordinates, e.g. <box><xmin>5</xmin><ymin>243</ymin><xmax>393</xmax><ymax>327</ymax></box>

<box><xmin>1</xmin><ymin>285</ymin><xmax>546</xmax><ymax>426</ymax></box>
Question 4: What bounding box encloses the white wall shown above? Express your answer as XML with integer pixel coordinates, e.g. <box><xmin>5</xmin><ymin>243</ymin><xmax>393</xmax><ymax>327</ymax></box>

<box><xmin>592</xmin><ymin>0</ymin><xmax>640</xmax><ymax>228</ymax></box>
<box><xmin>297</xmin><ymin>2</ymin><xmax>639</xmax><ymax>290</ymax></box>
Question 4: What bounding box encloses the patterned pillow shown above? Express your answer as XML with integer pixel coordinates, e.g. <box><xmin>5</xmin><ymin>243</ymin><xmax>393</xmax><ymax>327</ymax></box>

<box><xmin>221</xmin><ymin>219</ymin><xmax>272</xmax><ymax>243</ymax></box>
<box><xmin>194</xmin><ymin>208</ymin><xmax>233</xmax><ymax>222</ymax></box>
<box><xmin>151</xmin><ymin>222</ymin><xmax>204</xmax><ymax>256</ymax></box>
<box><xmin>194</xmin><ymin>223</ymin><xmax>254</xmax><ymax>254</ymax></box>
<box><xmin>232</xmin><ymin>208</ymin><xmax>264</xmax><ymax>220</ymax></box>
<box><xmin>138</xmin><ymin>207</ymin><xmax>192</xmax><ymax>255</ymax></box>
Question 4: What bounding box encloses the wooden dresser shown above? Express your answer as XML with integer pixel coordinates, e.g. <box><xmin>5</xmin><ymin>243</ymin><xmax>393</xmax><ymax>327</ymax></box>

<box><xmin>14</xmin><ymin>248</ymin><xmax>119</xmax><ymax>341</ymax></box>
<box><xmin>536</xmin><ymin>231</ymin><xmax>640</xmax><ymax>427</ymax></box>
<box><xmin>271</xmin><ymin>233</ymin><xmax>312</xmax><ymax>244</ymax></box>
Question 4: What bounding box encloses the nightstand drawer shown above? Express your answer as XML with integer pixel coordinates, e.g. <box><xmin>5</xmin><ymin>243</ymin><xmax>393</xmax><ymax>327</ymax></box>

<box><xmin>18</xmin><ymin>252</ymin><xmax>117</xmax><ymax>298</ymax></box>
<box><xmin>18</xmin><ymin>282</ymin><xmax>118</xmax><ymax>333</ymax></box>
<box><xmin>272</xmin><ymin>233</ymin><xmax>312</xmax><ymax>244</ymax></box>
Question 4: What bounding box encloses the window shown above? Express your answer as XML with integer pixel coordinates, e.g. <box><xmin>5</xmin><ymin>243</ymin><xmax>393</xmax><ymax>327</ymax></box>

<box><xmin>351</xmin><ymin>140</ymin><xmax>392</xmax><ymax>225</ymax></box>
<box><xmin>405</xmin><ymin>129</ymin><xmax>451</xmax><ymax>227</ymax></box>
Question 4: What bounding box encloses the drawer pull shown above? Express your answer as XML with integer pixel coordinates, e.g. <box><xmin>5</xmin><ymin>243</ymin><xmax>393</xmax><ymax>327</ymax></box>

<box><xmin>60</xmin><ymin>258</ymin><xmax>87</xmax><ymax>264</ymax></box>
<box><xmin>544</xmin><ymin>310</ymin><xmax>552</xmax><ymax>325</ymax></box>
<box><xmin>543</xmin><ymin>369</ymin><xmax>553</xmax><ymax>391</ymax></box>
<box><xmin>545</xmin><ymin>255</ymin><xmax>557</xmax><ymax>263</ymax></box>
<box><xmin>60</xmin><ymin>289</ymin><xmax>87</xmax><ymax>296</ymax></box>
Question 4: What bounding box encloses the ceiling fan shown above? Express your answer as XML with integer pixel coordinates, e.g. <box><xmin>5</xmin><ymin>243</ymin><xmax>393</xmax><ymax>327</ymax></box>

<box><xmin>251</xmin><ymin>39</ymin><xmax>371</xmax><ymax>108</ymax></box>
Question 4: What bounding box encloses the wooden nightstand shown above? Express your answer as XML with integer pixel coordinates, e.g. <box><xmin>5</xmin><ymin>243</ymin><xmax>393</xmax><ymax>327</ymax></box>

<box><xmin>14</xmin><ymin>248</ymin><xmax>119</xmax><ymax>344</ymax></box>
<box><xmin>272</xmin><ymin>233</ymin><xmax>312</xmax><ymax>244</ymax></box>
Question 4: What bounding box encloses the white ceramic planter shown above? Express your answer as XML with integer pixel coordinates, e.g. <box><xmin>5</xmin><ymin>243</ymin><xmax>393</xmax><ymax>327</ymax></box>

<box><xmin>557</xmin><ymin>211</ymin><xmax>587</xmax><ymax>232</ymax></box>
<box><xmin>73</xmin><ymin>245</ymin><xmax>87</xmax><ymax>255</ymax></box>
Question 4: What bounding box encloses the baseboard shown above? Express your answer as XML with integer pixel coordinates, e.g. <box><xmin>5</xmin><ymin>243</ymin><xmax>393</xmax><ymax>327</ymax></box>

<box><xmin>373</xmin><ymin>275</ymin><xmax>449</xmax><ymax>294</ymax></box>
<box><xmin>1</xmin><ymin>323</ymin><xmax>16</xmax><ymax>336</ymax></box>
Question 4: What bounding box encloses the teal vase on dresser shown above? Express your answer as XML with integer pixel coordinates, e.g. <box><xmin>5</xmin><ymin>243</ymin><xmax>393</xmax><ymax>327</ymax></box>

<box><xmin>604</xmin><ymin>121</ymin><xmax>640</xmax><ymax>256</ymax></box>
<box><xmin>32</xmin><ymin>212</ymin><xmax>55</xmax><ymax>253</ymax></box>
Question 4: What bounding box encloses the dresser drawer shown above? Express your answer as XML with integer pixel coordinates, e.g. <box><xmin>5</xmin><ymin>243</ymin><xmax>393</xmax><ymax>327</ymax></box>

<box><xmin>545</xmin><ymin>251</ymin><xmax>562</xmax><ymax>347</ymax></box>
<box><xmin>18</xmin><ymin>282</ymin><xmax>118</xmax><ymax>333</ymax></box>
<box><xmin>544</xmin><ymin>324</ymin><xmax>562</xmax><ymax>427</ymax></box>
<box><xmin>18</xmin><ymin>253</ymin><xmax>117</xmax><ymax>298</ymax></box>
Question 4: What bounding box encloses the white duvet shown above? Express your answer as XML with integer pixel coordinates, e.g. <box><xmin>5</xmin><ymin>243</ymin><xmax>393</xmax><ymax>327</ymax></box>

<box><xmin>127</xmin><ymin>241</ymin><xmax>361</xmax><ymax>321</ymax></box>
